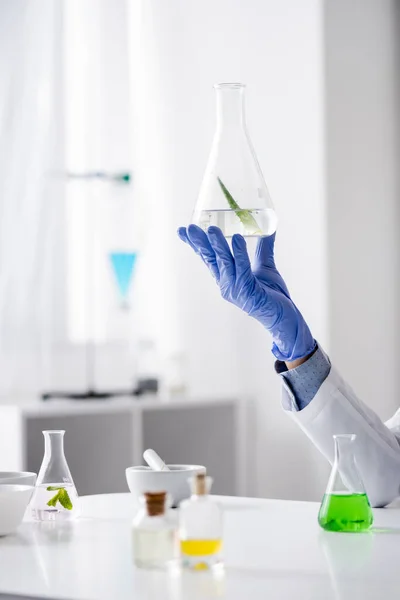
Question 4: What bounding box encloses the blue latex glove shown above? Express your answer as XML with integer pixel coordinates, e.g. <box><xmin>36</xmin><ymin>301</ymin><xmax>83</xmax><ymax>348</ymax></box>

<box><xmin>177</xmin><ymin>224</ymin><xmax>316</xmax><ymax>362</ymax></box>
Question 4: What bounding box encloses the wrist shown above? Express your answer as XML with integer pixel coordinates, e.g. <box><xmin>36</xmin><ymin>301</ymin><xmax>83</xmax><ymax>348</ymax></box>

<box><xmin>271</xmin><ymin>332</ymin><xmax>316</xmax><ymax>364</ymax></box>
<box><xmin>285</xmin><ymin>346</ymin><xmax>317</xmax><ymax>370</ymax></box>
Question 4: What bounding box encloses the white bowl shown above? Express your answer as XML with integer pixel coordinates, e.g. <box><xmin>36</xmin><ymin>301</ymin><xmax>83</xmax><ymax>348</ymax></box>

<box><xmin>0</xmin><ymin>471</ymin><xmax>37</xmax><ymax>486</ymax></box>
<box><xmin>126</xmin><ymin>464</ymin><xmax>205</xmax><ymax>507</ymax></box>
<box><xmin>0</xmin><ymin>485</ymin><xmax>34</xmax><ymax>536</ymax></box>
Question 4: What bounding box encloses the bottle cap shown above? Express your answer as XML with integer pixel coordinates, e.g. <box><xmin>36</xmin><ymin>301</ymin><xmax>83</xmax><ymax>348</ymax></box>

<box><xmin>194</xmin><ymin>472</ymin><xmax>207</xmax><ymax>496</ymax></box>
<box><xmin>144</xmin><ymin>491</ymin><xmax>166</xmax><ymax>516</ymax></box>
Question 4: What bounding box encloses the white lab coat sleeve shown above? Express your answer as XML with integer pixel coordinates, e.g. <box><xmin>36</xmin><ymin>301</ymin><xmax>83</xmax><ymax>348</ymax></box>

<box><xmin>282</xmin><ymin>364</ymin><xmax>400</xmax><ymax>507</ymax></box>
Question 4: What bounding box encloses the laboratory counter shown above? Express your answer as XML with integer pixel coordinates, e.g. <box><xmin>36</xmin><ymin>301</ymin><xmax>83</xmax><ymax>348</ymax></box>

<box><xmin>0</xmin><ymin>493</ymin><xmax>399</xmax><ymax>599</ymax></box>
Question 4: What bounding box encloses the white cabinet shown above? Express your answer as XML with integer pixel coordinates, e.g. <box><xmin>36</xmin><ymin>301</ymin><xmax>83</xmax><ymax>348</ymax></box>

<box><xmin>0</xmin><ymin>398</ymin><xmax>249</xmax><ymax>496</ymax></box>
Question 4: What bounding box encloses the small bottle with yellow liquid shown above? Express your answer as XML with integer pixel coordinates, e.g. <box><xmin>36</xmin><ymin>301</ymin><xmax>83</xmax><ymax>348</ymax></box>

<box><xmin>179</xmin><ymin>472</ymin><xmax>223</xmax><ymax>571</ymax></box>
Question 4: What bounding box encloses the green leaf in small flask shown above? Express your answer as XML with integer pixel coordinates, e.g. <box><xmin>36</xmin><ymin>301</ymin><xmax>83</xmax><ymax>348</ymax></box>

<box><xmin>47</xmin><ymin>489</ymin><xmax>62</xmax><ymax>507</ymax></box>
<box><xmin>58</xmin><ymin>488</ymin><xmax>73</xmax><ymax>510</ymax></box>
<box><xmin>46</xmin><ymin>486</ymin><xmax>73</xmax><ymax>510</ymax></box>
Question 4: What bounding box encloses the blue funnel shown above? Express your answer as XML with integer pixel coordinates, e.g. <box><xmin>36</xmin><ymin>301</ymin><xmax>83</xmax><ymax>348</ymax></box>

<box><xmin>109</xmin><ymin>252</ymin><xmax>137</xmax><ymax>300</ymax></box>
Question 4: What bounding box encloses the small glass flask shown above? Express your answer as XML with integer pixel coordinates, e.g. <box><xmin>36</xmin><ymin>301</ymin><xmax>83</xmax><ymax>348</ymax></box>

<box><xmin>30</xmin><ymin>430</ymin><xmax>80</xmax><ymax>521</ymax></box>
<box><xmin>318</xmin><ymin>434</ymin><xmax>373</xmax><ymax>532</ymax></box>
<box><xmin>192</xmin><ymin>83</ymin><xmax>277</xmax><ymax>238</ymax></box>
<box><xmin>132</xmin><ymin>491</ymin><xmax>178</xmax><ymax>569</ymax></box>
<box><xmin>179</xmin><ymin>472</ymin><xmax>223</xmax><ymax>571</ymax></box>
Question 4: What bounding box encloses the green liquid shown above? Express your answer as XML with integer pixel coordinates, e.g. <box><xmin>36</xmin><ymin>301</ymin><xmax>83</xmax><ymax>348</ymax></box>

<box><xmin>318</xmin><ymin>492</ymin><xmax>373</xmax><ymax>532</ymax></box>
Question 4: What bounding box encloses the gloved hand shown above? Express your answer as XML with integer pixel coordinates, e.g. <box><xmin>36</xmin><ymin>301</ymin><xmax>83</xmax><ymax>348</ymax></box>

<box><xmin>177</xmin><ymin>224</ymin><xmax>316</xmax><ymax>362</ymax></box>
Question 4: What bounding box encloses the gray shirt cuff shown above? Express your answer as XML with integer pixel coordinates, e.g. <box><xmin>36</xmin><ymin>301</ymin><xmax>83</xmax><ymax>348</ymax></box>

<box><xmin>275</xmin><ymin>345</ymin><xmax>331</xmax><ymax>411</ymax></box>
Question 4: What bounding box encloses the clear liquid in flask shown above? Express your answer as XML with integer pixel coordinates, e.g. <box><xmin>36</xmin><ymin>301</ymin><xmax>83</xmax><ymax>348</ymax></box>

<box><xmin>196</xmin><ymin>208</ymin><xmax>277</xmax><ymax>238</ymax></box>
<box><xmin>31</xmin><ymin>483</ymin><xmax>80</xmax><ymax>522</ymax></box>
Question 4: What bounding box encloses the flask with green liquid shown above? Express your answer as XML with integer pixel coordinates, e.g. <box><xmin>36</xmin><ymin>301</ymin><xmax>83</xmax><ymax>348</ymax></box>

<box><xmin>318</xmin><ymin>434</ymin><xmax>373</xmax><ymax>532</ymax></box>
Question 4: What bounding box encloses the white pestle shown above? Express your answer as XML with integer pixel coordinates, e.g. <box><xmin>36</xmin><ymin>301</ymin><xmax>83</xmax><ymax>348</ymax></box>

<box><xmin>143</xmin><ymin>449</ymin><xmax>170</xmax><ymax>472</ymax></box>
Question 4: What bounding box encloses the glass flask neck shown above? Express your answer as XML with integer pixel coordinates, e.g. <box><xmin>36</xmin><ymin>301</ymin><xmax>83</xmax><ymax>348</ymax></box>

<box><xmin>333</xmin><ymin>434</ymin><xmax>356</xmax><ymax>466</ymax></box>
<box><xmin>328</xmin><ymin>434</ymin><xmax>366</xmax><ymax>495</ymax></box>
<box><xmin>215</xmin><ymin>83</ymin><xmax>246</xmax><ymax>131</ymax></box>
<box><xmin>189</xmin><ymin>475</ymin><xmax>213</xmax><ymax>497</ymax></box>
<box><xmin>44</xmin><ymin>430</ymin><xmax>65</xmax><ymax>459</ymax></box>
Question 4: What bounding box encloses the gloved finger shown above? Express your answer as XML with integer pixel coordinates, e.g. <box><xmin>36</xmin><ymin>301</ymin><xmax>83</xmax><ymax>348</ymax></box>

<box><xmin>207</xmin><ymin>226</ymin><xmax>235</xmax><ymax>283</ymax></box>
<box><xmin>177</xmin><ymin>227</ymin><xmax>199</xmax><ymax>254</ymax></box>
<box><xmin>231</xmin><ymin>234</ymin><xmax>252</xmax><ymax>278</ymax></box>
<box><xmin>253</xmin><ymin>232</ymin><xmax>276</xmax><ymax>269</ymax></box>
<box><xmin>178</xmin><ymin>226</ymin><xmax>220</xmax><ymax>281</ymax></box>
<box><xmin>253</xmin><ymin>232</ymin><xmax>291</xmax><ymax>298</ymax></box>
<box><xmin>187</xmin><ymin>224</ymin><xmax>220</xmax><ymax>281</ymax></box>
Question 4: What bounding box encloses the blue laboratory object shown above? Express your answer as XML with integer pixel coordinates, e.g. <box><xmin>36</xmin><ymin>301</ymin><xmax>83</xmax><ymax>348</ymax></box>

<box><xmin>109</xmin><ymin>252</ymin><xmax>137</xmax><ymax>300</ymax></box>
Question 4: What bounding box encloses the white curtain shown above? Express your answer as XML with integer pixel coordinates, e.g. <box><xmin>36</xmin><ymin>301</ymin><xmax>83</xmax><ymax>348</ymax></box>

<box><xmin>0</xmin><ymin>0</ymin><xmax>62</xmax><ymax>398</ymax></box>
<box><xmin>0</xmin><ymin>0</ymin><xmax>135</xmax><ymax>398</ymax></box>
<box><xmin>63</xmin><ymin>0</ymin><xmax>135</xmax><ymax>391</ymax></box>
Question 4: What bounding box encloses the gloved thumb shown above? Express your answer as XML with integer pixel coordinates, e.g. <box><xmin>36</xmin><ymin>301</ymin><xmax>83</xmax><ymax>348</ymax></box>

<box><xmin>254</xmin><ymin>232</ymin><xmax>276</xmax><ymax>269</ymax></box>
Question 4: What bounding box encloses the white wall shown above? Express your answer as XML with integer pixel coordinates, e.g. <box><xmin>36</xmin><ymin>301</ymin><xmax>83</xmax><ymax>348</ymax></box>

<box><xmin>129</xmin><ymin>0</ymin><xmax>329</xmax><ymax>499</ymax></box>
<box><xmin>325</xmin><ymin>0</ymin><xmax>400</xmax><ymax>420</ymax></box>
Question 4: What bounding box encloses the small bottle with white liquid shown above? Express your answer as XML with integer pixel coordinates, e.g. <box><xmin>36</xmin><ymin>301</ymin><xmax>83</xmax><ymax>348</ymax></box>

<box><xmin>132</xmin><ymin>491</ymin><xmax>178</xmax><ymax>569</ymax></box>
<box><xmin>179</xmin><ymin>472</ymin><xmax>223</xmax><ymax>571</ymax></box>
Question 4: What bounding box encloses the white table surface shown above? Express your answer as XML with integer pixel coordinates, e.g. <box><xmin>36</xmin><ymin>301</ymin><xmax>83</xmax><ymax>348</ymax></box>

<box><xmin>0</xmin><ymin>493</ymin><xmax>399</xmax><ymax>600</ymax></box>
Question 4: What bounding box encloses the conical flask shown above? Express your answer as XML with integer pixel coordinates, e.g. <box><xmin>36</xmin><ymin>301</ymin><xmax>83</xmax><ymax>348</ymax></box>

<box><xmin>318</xmin><ymin>434</ymin><xmax>373</xmax><ymax>532</ymax></box>
<box><xmin>192</xmin><ymin>83</ymin><xmax>278</xmax><ymax>238</ymax></box>
<box><xmin>30</xmin><ymin>430</ymin><xmax>80</xmax><ymax>521</ymax></box>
